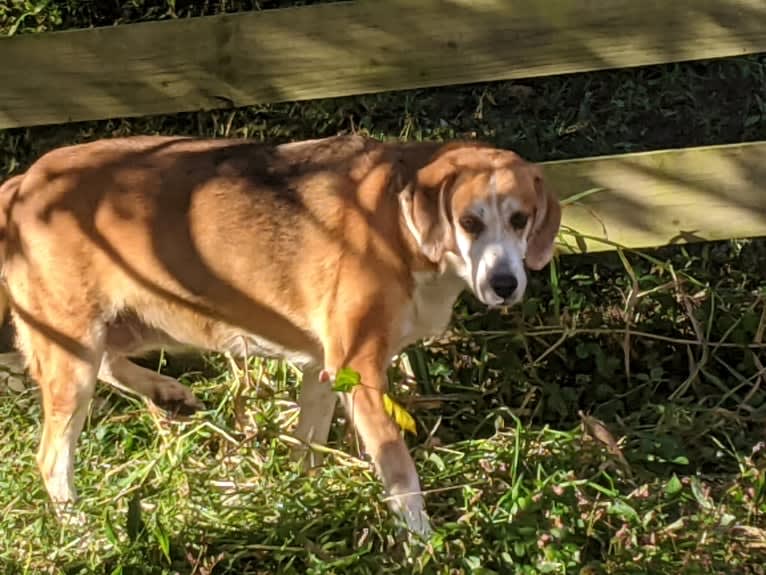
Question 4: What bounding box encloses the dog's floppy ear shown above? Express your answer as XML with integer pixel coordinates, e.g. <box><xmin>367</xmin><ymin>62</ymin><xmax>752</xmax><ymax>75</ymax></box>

<box><xmin>399</xmin><ymin>153</ymin><xmax>460</xmax><ymax>263</ymax></box>
<box><xmin>526</xmin><ymin>169</ymin><xmax>561</xmax><ymax>270</ymax></box>
<box><xmin>399</xmin><ymin>143</ymin><xmax>500</xmax><ymax>263</ymax></box>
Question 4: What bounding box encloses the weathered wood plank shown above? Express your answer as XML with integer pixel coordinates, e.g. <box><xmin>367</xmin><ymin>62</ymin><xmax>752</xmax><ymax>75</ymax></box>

<box><xmin>544</xmin><ymin>141</ymin><xmax>766</xmax><ymax>253</ymax></box>
<box><xmin>1</xmin><ymin>0</ymin><xmax>765</xmax><ymax>128</ymax></box>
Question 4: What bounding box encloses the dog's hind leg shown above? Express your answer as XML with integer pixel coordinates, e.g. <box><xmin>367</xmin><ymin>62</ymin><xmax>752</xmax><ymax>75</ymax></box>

<box><xmin>13</xmin><ymin>315</ymin><xmax>104</xmax><ymax>510</ymax></box>
<box><xmin>97</xmin><ymin>316</ymin><xmax>203</xmax><ymax>416</ymax></box>
<box><xmin>98</xmin><ymin>353</ymin><xmax>203</xmax><ymax>417</ymax></box>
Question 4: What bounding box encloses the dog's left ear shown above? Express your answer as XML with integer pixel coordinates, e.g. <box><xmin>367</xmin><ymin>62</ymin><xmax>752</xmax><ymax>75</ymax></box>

<box><xmin>399</xmin><ymin>153</ymin><xmax>460</xmax><ymax>263</ymax></box>
<box><xmin>526</xmin><ymin>168</ymin><xmax>561</xmax><ymax>270</ymax></box>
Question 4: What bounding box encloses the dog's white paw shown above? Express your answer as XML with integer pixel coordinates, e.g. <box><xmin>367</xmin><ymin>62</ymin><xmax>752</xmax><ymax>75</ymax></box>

<box><xmin>387</xmin><ymin>488</ymin><xmax>433</xmax><ymax>540</ymax></box>
<box><xmin>404</xmin><ymin>507</ymin><xmax>433</xmax><ymax>541</ymax></box>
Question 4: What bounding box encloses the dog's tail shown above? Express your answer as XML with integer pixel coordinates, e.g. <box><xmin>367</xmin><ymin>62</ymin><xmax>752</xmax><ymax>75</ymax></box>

<box><xmin>0</xmin><ymin>173</ymin><xmax>24</xmax><ymax>324</ymax></box>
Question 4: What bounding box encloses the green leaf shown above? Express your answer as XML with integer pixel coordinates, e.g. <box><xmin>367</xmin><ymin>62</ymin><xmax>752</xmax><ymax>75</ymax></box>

<box><xmin>690</xmin><ymin>477</ymin><xmax>714</xmax><ymax>509</ymax></box>
<box><xmin>575</xmin><ymin>342</ymin><xmax>591</xmax><ymax>359</ymax></box>
<box><xmin>383</xmin><ymin>393</ymin><xmax>417</xmax><ymax>434</ymax></box>
<box><xmin>665</xmin><ymin>474</ymin><xmax>683</xmax><ymax>496</ymax></box>
<box><xmin>126</xmin><ymin>493</ymin><xmax>143</xmax><ymax>542</ymax></box>
<box><xmin>152</xmin><ymin>521</ymin><xmax>171</xmax><ymax>563</ymax></box>
<box><xmin>332</xmin><ymin>367</ymin><xmax>362</xmax><ymax>392</ymax></box>
<box><xmin>607</xmin><ymin>500</ymin><xmax>639</xmax><ymax>523</ymax></box>
<box><xmin>103</xmin><ymin>510</ymin><xmax>119</xmax><ymax>547</ymax></box>
<box><xmin>513</xmin><ymin>541</ymin><xmax>527</xmax><ymax>557</ymax></box>
<box><xmin>428</xmin><ymin>452</ymin><xmax>446</xmax><ymax>472</ymax></box>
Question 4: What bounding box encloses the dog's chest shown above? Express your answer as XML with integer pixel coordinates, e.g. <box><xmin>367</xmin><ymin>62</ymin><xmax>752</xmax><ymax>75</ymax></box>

<box><xmin>398</xmin><ymin>272</ymin><xmax>464</xmax><ymax>348</ymax></box>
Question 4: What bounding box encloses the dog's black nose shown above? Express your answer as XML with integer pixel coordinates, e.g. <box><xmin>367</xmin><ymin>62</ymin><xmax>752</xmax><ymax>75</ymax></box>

<box><xmin>490</xmin><ymin>273</ymin><xmax>518</xmax><ymax>299</ymax></box>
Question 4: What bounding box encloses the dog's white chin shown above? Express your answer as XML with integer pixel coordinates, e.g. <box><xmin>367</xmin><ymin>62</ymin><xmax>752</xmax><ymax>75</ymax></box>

<box><xmin>476</xmin><ymin>289</ymin><xmax>524</xmax><ymax>309</ymax></box>
<box><xmin>476</xmin><ymin>291</ymin><xmax>505</xmax><ymax>308</ymax></box>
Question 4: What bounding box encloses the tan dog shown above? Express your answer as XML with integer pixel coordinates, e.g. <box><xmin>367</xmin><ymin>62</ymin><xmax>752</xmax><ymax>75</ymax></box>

<box><xmin>0</xmin><ymin>135</ymin><xmax>560</xmax><ymax>536</ymax></box>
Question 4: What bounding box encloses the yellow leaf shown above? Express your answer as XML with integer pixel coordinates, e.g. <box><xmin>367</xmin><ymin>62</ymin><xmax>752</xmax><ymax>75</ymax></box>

<box><xmin>383</xmin><ymin>393</ymin><xmax>417</xmax><ymax>435</ymax></box>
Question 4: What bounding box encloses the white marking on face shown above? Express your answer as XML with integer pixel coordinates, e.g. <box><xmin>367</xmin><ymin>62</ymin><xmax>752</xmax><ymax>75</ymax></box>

<box><xmin>453</xmin><ymin>173</ymin><xmax>529</xmax><ymax>307</ymax></box>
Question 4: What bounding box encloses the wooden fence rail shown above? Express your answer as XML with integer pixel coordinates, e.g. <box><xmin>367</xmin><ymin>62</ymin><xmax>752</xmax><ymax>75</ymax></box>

<box><xmin>1</xmin><ymin>0</ymin><xmax>765</xmax><ymax>129</ymax></box>
<box><xmin>545</xmin><ymin>142</ymin><xmax>766</xmax><ymax>253</ymax></box>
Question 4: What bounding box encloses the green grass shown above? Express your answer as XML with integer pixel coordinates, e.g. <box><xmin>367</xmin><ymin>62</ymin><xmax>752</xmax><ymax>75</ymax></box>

<box><xmin>1</xmin><ymin>1</ymin><xmax>766</xmax><ymax>573</ymax></box>
<box><xmin>2</xmin><ymin>269</ymin><xmax>766</xmax><ymax>574</ymax></box>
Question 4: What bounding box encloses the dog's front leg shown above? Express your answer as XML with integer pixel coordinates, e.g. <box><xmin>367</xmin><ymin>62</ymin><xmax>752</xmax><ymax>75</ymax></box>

<box><xmin>325</xmin><ymin>335</ymin><xmax>431</xmax><ymax>538</ymax></box>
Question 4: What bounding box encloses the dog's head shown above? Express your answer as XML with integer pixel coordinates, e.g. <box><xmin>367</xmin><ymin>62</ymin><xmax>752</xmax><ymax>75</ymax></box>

<box><xmin>401</xmin><ymin>143</ymin><xmax>560</xmax><ymax>307</ymax></box>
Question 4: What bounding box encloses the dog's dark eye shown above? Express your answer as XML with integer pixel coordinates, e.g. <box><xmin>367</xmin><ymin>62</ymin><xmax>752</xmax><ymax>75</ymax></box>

<box><xmin>510</xmin><ymin>212</ymin><xmax>528</xmax><ymax>230</ymax></box>
<box><xmin>459</xmin><ymin>214</ymin><xmax>485</xmax><ymax>235</ymax></box>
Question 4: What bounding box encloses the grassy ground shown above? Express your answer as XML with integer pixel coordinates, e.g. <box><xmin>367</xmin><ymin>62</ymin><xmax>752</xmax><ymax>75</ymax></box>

<box><xmin>1</xmin><ymin>2</ymin><xmax>766</xmax><ymax>574</ymax></box>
